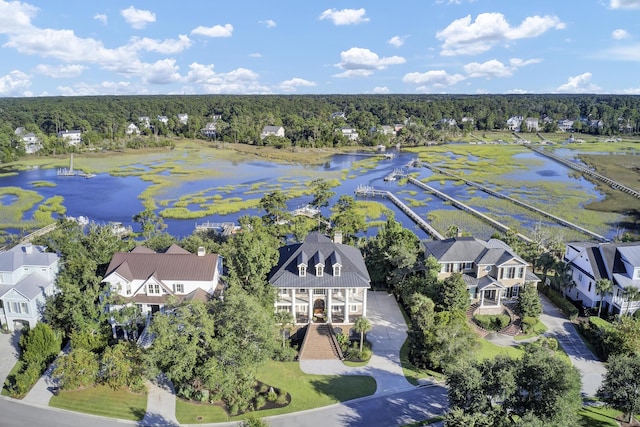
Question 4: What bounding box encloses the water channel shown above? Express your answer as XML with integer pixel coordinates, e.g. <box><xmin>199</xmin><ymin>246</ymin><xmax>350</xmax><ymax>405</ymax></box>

<box><xmin>0</xmin><ymin>146</ymin><xmax>629</xmax><ymax>242</ymax></box>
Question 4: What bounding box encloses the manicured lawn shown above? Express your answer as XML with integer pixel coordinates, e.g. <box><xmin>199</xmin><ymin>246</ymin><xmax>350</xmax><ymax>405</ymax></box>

<box><xmin>474</xmin><ymin>338</ymin><xmax>524</xmax><ymax>360</ymax></box>
<box><xmin>1</xmin><ymin>360</ymin><xmax>24</xmax><ymax>397</ymax></box>
<box><xmin>49</xmin><ymin>385</ymin><xmax>147</xmax><ymax>421</ymax></box>
<box><xmin>175</xmin><ymin>360</ymin><xmax>377</xmax><ymax>424</ymax></box>
<box><xmin>579</xmin><ymin>405</ymin><xmax>637</xmax><ymax>427</ymax></box>
<box><xmin>400</xmin><ymin>340</ymin><xmax>445</xmax><ymax>386</ymax></box>
<box><xmin>514</xmin><ymin>320</ymin><xmax>547</xmax><ymax>340</ymax></box>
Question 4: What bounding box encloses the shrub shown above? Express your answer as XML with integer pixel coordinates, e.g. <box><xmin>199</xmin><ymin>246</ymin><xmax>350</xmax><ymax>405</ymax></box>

<box><xmin>276</xmin><ymin>389</ymin><xmax>288</xmax><ymax>405</ymax></box>
<box><xmin>521</xmin><ymin>316</ymin><xmax>538</xmax><ymax>333</ymax></box>
<box><xmin>473</xmin><ymin>314</ymin><xmax>510</xmax><ymax>331</ymax></box>
<box><xmin>272</xmin><ymin>345</ymin><xmax>297</xmax><ymax>362</ymax></box>
<box><xmin>267</xmin><ymin>390</ymin><xmax>278</xmax><ymax>402</ymax></box>
<box><xmin>254</xmin><ymin>395</ymin><xmax>267</xmax><ymax>409</ymax></box>
<box><xmin>540</xmin><ymin>286</ymin><xmax>579</xmax><ymax>320</ymax></box>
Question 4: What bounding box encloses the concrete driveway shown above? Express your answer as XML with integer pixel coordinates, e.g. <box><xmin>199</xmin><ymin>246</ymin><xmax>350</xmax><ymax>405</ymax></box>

<box><xmin>0</xmin><ymin>330</ymin><xmax>21</xmax><ymax>387</ymax></box>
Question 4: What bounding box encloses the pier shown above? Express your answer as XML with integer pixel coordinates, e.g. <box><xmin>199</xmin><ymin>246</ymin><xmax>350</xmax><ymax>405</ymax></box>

<box><xmin>19</xmin><ymin>222</ymin><xmax>58</xmax><ymax>244</ymax></box>
<box><xmin>354</xmin><ymin>185</ymin><xmax>444</xmax><ymax>240</ymax></box>
<box><xmin>195</xmin><ymin>221</ymin><xmax>236</xmax><ymax>236</ymax></box>
<box><xmin>405</xmin><ymin>177</ymin><xmax>533</xmax><ymax>244</ymax></box>
<box><xmin>416</xmin><ymin>162</ymin><xmax>609</xmax><ymax>242</ymax></box>
<box><xmin>526</xmin><ymin>145</ymin><xmax>640</xmax><ymax>199</ymax></box>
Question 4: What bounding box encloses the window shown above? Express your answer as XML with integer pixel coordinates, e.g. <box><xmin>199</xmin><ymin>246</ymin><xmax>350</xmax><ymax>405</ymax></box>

<box><xmin>517</xmin><ymin>267</ymin><xmax>524</xmax><ymax>279</ymax></box>
<box><xmin>315</xmin><ymin>264</ymin><xmax>323</xmax><ymax>277</ymax></box>
<box><xmin>298</xmin><ymin>288</ymin><xmax>307</xmax><ymax>294</ymax></box>
<box><xmin>464</xmin><ymin>262</ymin><xmax>473</xmax><ymax>270</ymax></box>
<box><xmin>298</xmin><ymin>265</ymin><xmax>306</xmax><ymax>277</ymax></box>
<box><xmin>505</xmin><ymin>267</ymin><xmax>516</xmax><ymax>279</ymax></box>
<box><xmin>126</xmin><ymin>285</ymin><xmax>131</xmax><ymax>295</ymax></box>
<box><xmin>20</xmin><ymin>303</ymin><xmax>28</xmax><ymax>314</ymax></box>
<box><xmin>280</xmin><ymin>288</ymin><xmax>289</xmax><ymax>296</ymax></box>
<box><xmin>174</xmin><ymin>283</ymin><xmax>184</xmax><ymax>293</ymax></box>
<box><xmin>313</xmin><ymin>289</ymin><xmax>326</xmax><ymax>295</ymax></box>
<box><xmin>578</xmin><ymin>273</ymin><xmax>583</xmax><ymax>282</ymax></box>
<box><xmin>148</xmin><ymin>283</ymin><xmax>160</xmax><ymax>295</ymax></box>
<box><xmin>350</xmin><ymin>305</ymin><xmax>358</xmax><ymax>313</ymax></box>
<box><xmin>333</xmin><ymin>264</ymin><xmax>341</xmax><ymax>276</ymax></box>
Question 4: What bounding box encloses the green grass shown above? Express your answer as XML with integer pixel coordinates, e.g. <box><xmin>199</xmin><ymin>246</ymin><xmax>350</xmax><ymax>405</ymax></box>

<box><xmin>30</xmin><ymin>181</ymin><xmax>56</xmax><ymax>188</ymax></box>
<box><xmin>514</xmin><ymin>320</ymin><xmax>547</xmax><ymax>340</ymax></box>
<box><xmin>175</xmin><ymin>360</ymin><xmax>377</xmax><ymax>424</ymax></box>
<box><xmin>579</xmin><ymin>405</ymin><xmax>634</xmax><ymax>427</ymax></box>
<box><xmin>474</xmin><ymin>339</ymin><xmax>525</xmax><ymax>360</ymax></box>
<box><xmin>400</xmin><ymin>340</ymin><xmax>445</xmax><ymax>386</ymax></box>
<box><xmin>49</xmin><ymin>384</ymin><xmax>147</xmax><ymax>421</ymax></box>
<box><xmin>1</xmin><ymin>360</ymin><xmax>24</xmax><ymax>397</ymax></box>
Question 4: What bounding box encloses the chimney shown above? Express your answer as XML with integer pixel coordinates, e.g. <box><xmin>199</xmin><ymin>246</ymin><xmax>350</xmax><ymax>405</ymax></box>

<box><xmin>23</xmin><ymin>244</ymin><xmax>33</xmax><ymax>254</ymax></box>
<box><xmin>333</xmin><ymin>231</ymin><xmax>343</xmax><ymax>245</ymax></box>
<box><xmin>197</xmin><ymin>246</ymin><xmax>206</xmax><ymax>256</ymax></box>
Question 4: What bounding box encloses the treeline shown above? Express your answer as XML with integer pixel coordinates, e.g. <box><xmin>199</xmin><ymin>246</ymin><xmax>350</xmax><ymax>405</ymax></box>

<box><xmin>2</xmin><ymin>94</ymin><xmax>640</xmax><ymax>161</ymax></box>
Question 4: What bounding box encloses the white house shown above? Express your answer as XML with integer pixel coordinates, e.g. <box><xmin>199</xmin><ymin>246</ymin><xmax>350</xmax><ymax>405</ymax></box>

<box><xmin>564</xmin><ymin>241</ymin><xmax>640</xmax><ymax>315</ymax></box>
<box><xmin>0</xmin><ymin>244</ymin><xmax>59</xmax><ymax>331</ymax></box>
<box><xmin>524</xmin><ymin>117</ymin><xmax>539</xmax><ymax>131</ymax></box>
<box><xmin>201</xmin><ymin>122</ymin><xmax>217</xmax><ymax>138</ymax></box>
<box><xmin>424</xmin><ymin>237</ymin><xmax>539</xmax><ymax>309</ymax></box>
<box><xmin>558</xmin><ymin>119</ymin><xmax>574</xmax><ymax>132</ymax></box>
<box><xmin>260</xmin><ymin>126</ymin><xmax>285</xmax><ymax>139</ymax></box>
<box><xmin>379</xmin><ymin>125</ymin><xmax>396</xmax><ymax>136</ymax></box>
<box><xmin>102</xmin><ymin>244</ymin><xmax>223</xmax><ymax>316</ymax></box>
<box><xmin>22</xmin><ymin>133</ymin><xmax>42</xmax><ymax>154</ymax></box>
<box><xmin>157</xmin><ymin>115</ymin><xmax>169</xmax><ymax>125</ymax></box>
<box><xmin>340</xmin><ymin>127</ymin><xmax>359</xmax><ymax>141</ymax></box>
<box><xmin>177</xmin><ymin>113</ymin><xmax>188</xmax><ymax>125</ymax></box>
<box><xmin>57</xmin><ymin>130</ymin><xmax>82</xmax><ymax>146</ymax></box>
<box><xmin>126</xmin><ymin>123</ymin><xmax>140</xmax><ymax>135</ymax></box>
<box><xmin>138</xmin><ymin>116</ymin><xmax>151</xmax><ymax>128</ymax></box>
<box><xmin>506</xmin><ymin>116</ymin><xmax>524</xmax><ymax>131</ymax></box>
<box><xmin>269</xmin><ymin>233</ymin><xmax>370</xmax><ymax>324</ymax></box>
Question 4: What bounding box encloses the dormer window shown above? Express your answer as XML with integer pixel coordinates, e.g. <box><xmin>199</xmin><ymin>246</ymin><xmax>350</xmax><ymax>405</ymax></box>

<box><xmin>333</xmin><ymin>263</ymin><xmax>342</xmax><ymax>276</ymax></box>
<box><xmin>148</xmin><ymin>283</ymin><xmax>160</xmax><ymax>295</ymax></box>
<box><xmin>315</xmin><ymin>263</ymin><xmax>324</xmax><ymax>277</ymax></box>
<box><xmin>298</xmin><ymin>264</ymin><xmax>307</xmax><ymax>277</ymax></box>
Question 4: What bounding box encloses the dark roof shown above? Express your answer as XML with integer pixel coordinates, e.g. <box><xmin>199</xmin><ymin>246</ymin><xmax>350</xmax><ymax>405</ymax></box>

<box><xmin>269</xmin><ymin>233</ymin><xmax>370</xmax><ymax>289</ymax></box>
<box><xmin>104</xmin><ymin>246</ymin><xmax>219</xmax><ymax>282</ymax></box>
<box><xmin>424</xmin><ymin>237</ymin><xmax>526</xmax><ymax>265</ymax></box>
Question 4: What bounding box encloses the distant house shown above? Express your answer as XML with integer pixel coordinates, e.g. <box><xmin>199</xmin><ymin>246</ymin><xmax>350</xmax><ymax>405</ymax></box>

<box><xmin>177</xmin><ymin>113</ymin><xmax>188</xmax><ymax>125</ymax></box>
<box><xmin>157</xmin><ymin>115</ymin><xmax>169</xmax><ymax>125</ymax></box>
<box><xmin>57</xmin><ymin>130</ymin><xmax>82</xmax><ymax>146</ymax></box>
<box><xmin>260</xmin><ymin>126</ymin><xmax>285</xmax><ymax>139</ymax></box>
<box><xmin>22</xmin><ymin>132</ymin><xmax>42</xmax><ymax>154</ymax></box>
<box><xmin>506</xmin><ymin>116</ymin><xmax>523</xmax><ymax>131</ymax></box>
<box><xmin>201</xmin><ymin>122</ymin><xmax>217</xmax><ymax>138</ymax></box>
<box><xmin>589</xmin><ymin>119</ymin><xmax>604</xmax><ymax>129</ymax></box>
<box><xmin>0</xmin><ymin>244</ymin><xmax>59</xmax><ymax>331</ymax></box>
<box><xmin>394</xmin><ymin>124</ymin><xmax>405</xmax><ymax>133</ymax></box>
<box><xmin>437</xmin><ymin>118</ymin><xmax>457</xmax><ymax>129</ymax></box>
<box><xmin>340</xmin><ymin>127</ymin><xmax>359</xmax><ymax>141</ymax></box>
<box><xmin>331</xmin><ymin>111</ymin><xmax>346</xmax><ymax>120</ymax></box>
<box><xmin>126</xmin><ymin>123</ymin><xmax>140</xmax><ymax>136</ymax></box>
<box><xmin>138</xmin><ymin>116</ymin><xmax>151</xmax><ymax>128</ymax></box>
<box><xmin>524</xmin><ymin>117</ymin><xmax>539</xmax><ymax>132</ymax></box>
<box><xmin>563</xmin><ymin>241</ymin><xmax>640</xmax><ymax>316</ymax></box>
<box><xmin>558</xmin><ymin>119</ymin><xmax>574</xmax><ymax>132</ymax></box>
<box><xmin>424</xmin><ymin>237</ymin><xmax>539</xmax><ymax>309</ymax></box>
<box><xmin>269</xmin><ymin>232</ymin><xmax>371</xmax><ymax>324</ymax></box>
<box><xmin>379</xmin><ymin>125</ymin><xmax>396</xmax><ymax>136</ymax></box>
<box><xmin>102</xmin><ymin>244</ymin><xmax>224</xmax><ymax>316</ymax></box>
<box><xmin>461</xmin><ymin>117</ymin><xmax>475</xmax><ymax>125</ymax></box>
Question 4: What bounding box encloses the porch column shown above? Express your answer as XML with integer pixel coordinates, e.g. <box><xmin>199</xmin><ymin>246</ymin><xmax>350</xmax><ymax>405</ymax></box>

<box><xmin>327</xmin><ymin>289</ymin><xmax>332</xmax><ymax>323</ymax></box>
<box><xmin>290</xmin><ymin>289</ymin><xmax>295</xmax><ymax>317</ymax></box>
<box><xmin>362</xmin><ymin>289</ymin><xmax>367</xmax><ymax>318</ymax></box>
<box><xmin>308</xmin><ymin>289</ymin><xmax>313</xmax><ymax>323</ymax></box>
<box><xmin>480</xmin><ymin>290</ymin><xmax>485</xmax><ymax>307</ymax></box>
<box><xmin>497</xmin><ymin>289</ymin><xmax>502</xmax><ymax>306</ymax></box>
<box><xmin>344</xmin><ymin>288</ymin><xmax>350</xmax><ymax>323</ymax></box>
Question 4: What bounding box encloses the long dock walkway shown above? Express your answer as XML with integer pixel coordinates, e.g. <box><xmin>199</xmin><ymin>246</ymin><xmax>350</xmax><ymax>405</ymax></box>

<box><xmin>526</xmin><ymin>145</ymin><xmax>640</xmax><ymax>199</ymax></box>
<box><xmin>19</xmin><ymin>223</ymin><xmax>57</xmax><ymax>244</ymax></box>
<box><xmin>406</xmin><ymin>177</ymin><xmax>533</xmax><ymax>244</ymax></box>
<box><xmin>416</xmin><ymin>161</ymin><xmax>608</xmax><ymax>242</ymax></box>
<box><xmin>354</xmin><ymin>185</ymin><xmax>444</xmax><ymax>240</ymax></box>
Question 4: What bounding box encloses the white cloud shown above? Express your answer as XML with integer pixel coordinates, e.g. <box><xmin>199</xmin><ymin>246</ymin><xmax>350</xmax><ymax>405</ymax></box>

<box><xmin>387</xmin><ymin>36</ymin><xmax>407</xmax><ymax>48</ymax></box>
<box><xmin>0</xmin><ymin>0</ymin><xmax>38</xmax><ymax>34</ymax></box>
<box><xmin>612</xmin><ymin>29</ymin><xmax>630</xmax><ymax>39</ymax></box>
<box><xmin>596</xmin><ymin>43</ymin><xmax>640</xmax><ymax>61</ymax></box>
<box><xmin>120</xmin><ymin>6</ymin><xmax>156</xmax><ymax>30</ymax></box>
<box><xmin>464</xmin><ymin>57</ymin><xmax>540</xmax><ymax>79</ymax></box>
<box><xmin>402</xmin><ymin>70</ymin><xmax>465</xmax><ymax>88</ymax></box>
<box><xmin>249</xmin><ymin>53</ymin><xmax>263</xmax><ymax>58</ymax></box>
<box><xmin>621</xmin><ymin>86</ymin><xmax>640</xmax><ymax>94</ymax></box>
<box><xmin>185</xmin><ymin>63</ymin><xmax>271</xmax><ymax>94</ymax></box>
<box><xmin>333</xmin><ymin>47</ymin><xmax>405</xmax><ymax>78</ymax></box>
<box><xmin>278</xmin><ymin>78</ymin><xmax>316</xmax><ymax>93</ymax></box>
<box><xmin>0</xmin><ymin>70</ymin><xmax>31</xmax><ymax>96</ymax></box>
<box><xmin>610</xmin><ymin>0</ymin><xmax>640</xmax><ymax>9</ymax></box>
<box><xmin>259</xmin><ymin>19</ymin><xmax>276</xmax><ymax>29</ymax></box>
<box><xmin>34</xmin><ymin>64</ymin><xmax>86</xmax><ymax>78</ymax></box>
<box><xmin>436</xmin><ymin>12</ymin><xmax>565</xmax><ymax>55</ymax></box>
<box><xmin>191</xmin><ymin>24</ymin><xmax>233</xmax><ymax>38</ymax></box>
<box><xmin>140</xmin><ymin>59</ymin><xmax>181</xmax><ymax>85</ymax></box>
<box><xmin>556</xmin><ymin>72</ymin><xmax>601</xmax><ymax>93</ymax></box>
<box><xmin>371</xmin><ymin>86</ymin><xmax>390</xmax><ymax>94</ymax></box>
<box><xmin>319</xmin><ymin>8</ymin><xmax>369</xmax><ymax>26</ymax></box>
<box><xmin>506</xmin><ymin>88</ymin><xmax>530</xmax><ymax>94</ymax></box>
<box><xmin>94</xmin><ymin>13</ymin><xmax>107</xmax><ymax>26</ymax></box>
<box><xmin>128</xmin><ymin>35</ymin><xmax>192</xmax><ymax>54</ymax></box>
<box><xmin>57</xmin><ymin>80</ymin><xmax>137</xmax><ymax>96</ymax></box>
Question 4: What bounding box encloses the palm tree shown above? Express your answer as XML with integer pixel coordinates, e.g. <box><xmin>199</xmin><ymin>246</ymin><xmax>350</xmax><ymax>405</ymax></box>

<box><xmin>536</xmin><ymin>252</ymin><xmax>557</xmax><ymax>283</ymax></box>
<box><xmin>353</xmin><ymin>317</ymin><xmax>372</xmax><ymax>353</ymax></box>
<box><xmin>552</xmin><ymin>260</ymin><xmax>574</xmax><ymax>298</ymax></box>
<box><xmin>274</xmin><ymin>310</ymin><xmax>295</xmax><ymax>348</ymax></box>
<box><xmin>622</xmin><ymin>286</ymin><xmax>640</xmax><ymax>317</ymax></box>
<box><xmin>595</xmin><ymin>278</ymin><xmax>612</xmax><ymax>318</ymax></box>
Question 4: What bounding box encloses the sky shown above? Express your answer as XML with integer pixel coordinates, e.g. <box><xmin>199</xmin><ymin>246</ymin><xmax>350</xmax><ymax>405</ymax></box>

<box><xmin>1</xmin><ymin>0</ymin><xmax>640</xmax><ymax>97</ymax></box>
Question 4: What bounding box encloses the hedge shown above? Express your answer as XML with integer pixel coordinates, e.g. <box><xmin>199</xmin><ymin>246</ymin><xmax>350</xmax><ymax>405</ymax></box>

<box><xmin>540</xmin><ymin>286</ymin><xmax>579</xmax><ymax>320</ymax></box>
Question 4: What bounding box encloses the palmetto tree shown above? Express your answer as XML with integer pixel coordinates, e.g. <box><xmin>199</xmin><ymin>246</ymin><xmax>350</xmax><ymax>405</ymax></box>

<box><xmin>353</xmin><ymin>317</ymin><xmax>372</xmax><ymax>353</ymax></box>
<box><xmin>552</xmin><ymin>260</ymin><xmax>575</xmax><ymax>298</ymax></box>
<box><xmin>595</xmin><ymin>278</ymin><xmax>612</xmax><ymax>318</ymax></box>
<box><xmin>622</xmin><ymin>286</ymin><xmax>640</xmax><ymax>317</ymax></box>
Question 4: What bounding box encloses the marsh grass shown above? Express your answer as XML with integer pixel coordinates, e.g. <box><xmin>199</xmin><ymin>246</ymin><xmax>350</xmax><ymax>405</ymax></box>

<box><xmin>30</xmin><ymin>181</ymin><xmax>56</xmax><ymax>188</ymax></box>
<box><xmin>0</xmin><ymin>186</ymin><xmax>44</xmax><ymax>228</ymax></box>
<box><xmin>427</xmin><ymin>209</ymin><xmax>498</xmax><ymax>238</ymax></box>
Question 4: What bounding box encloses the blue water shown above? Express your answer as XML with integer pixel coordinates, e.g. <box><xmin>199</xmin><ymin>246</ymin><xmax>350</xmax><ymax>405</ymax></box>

<box><xmin>0</xmin><ymin>147</ymin><xmax>626</xmax><ymax>241</ymax></box>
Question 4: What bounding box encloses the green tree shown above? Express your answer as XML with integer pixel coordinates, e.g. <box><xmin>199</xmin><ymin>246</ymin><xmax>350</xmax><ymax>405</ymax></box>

<box><xmin>516</xmin><ymin>283</ymin><xmax>542</xmax><ymax>318</ymax></box>
<box><xmin>595</xmin><ymin>278</ymin><xmax>612</xmax><ymax>318</ymax></box>
<box><xmin>330</xmin><ymin>195</ymin><xmax>366</xmax><ymax>244</ymax></box>
<box><xmin>100</xmin><ymin>342</ymin><xmax>145</xmax><ymax>391</ymax></box>
<box><xmin>436</xmin><ymin>273</ymin><xmax>470</xmax><ymax>313</ymax></box>
<box><xmin>598</xmin><ymin>353</ymin><xmax>640</xmax><ymax>423</ymax></box>
<box><xmin>308</xmin><ymin>178</ymin><xmax>335</xmax><ymax>211</ymax></box>
<box><xmin>259</xmin><ymin>190</ymin><xmax>290</xmax><ymax>227</ymax></box>
<box><xmin>274</xmin><ymin>310</ymin><xmax>295</xmax><ymax>348</ymax></box>
<box><xmin>20</xmin><ymin>323</ymin><xmax>61</xmax><ymax>368</ymax></box>
<box><xmin>53</xmin><ymin>348</ymin><xmax>100</xmax><ymax>390</ymax></box>
<box><xmin>132</xmin><ymin>208</ymin><xmax>167</xmax><ymax>239</ymax></box>
<box><xmin>622</xmin><ymin>286</ymin><xmax>640</xmax><ymax>317</ymax></box>
<box><xmin>353</xmin><ymin>317</ymin><xmax>372</xmax><ymax>352</ymax></box>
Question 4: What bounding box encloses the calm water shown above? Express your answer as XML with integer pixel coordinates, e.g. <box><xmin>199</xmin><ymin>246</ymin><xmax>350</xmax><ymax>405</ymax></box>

<box><xmin>0</xmin><ymin>148</ymin><xmax>626</xmax><ymax>241</ymax></box>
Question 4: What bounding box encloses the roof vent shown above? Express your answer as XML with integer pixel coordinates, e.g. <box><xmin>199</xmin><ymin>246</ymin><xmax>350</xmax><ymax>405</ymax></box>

<box><xmin>197</xmin><ymin>246</ymin><xmax>206</xmax><ymax>256</ymax></box>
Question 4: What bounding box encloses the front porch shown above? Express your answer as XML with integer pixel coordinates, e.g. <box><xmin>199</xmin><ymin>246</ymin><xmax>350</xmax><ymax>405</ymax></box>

<box><xmin>275</xmin><ymin>287</ymin><xmax>368</xmax><ymax>324</ymax></box>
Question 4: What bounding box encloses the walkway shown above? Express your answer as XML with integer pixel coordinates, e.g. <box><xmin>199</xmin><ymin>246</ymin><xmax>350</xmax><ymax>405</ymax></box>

<box><xmin>0</xmin><ymin>331</ymin><xmax>21</xmax><ymax>387</ymax></box>
<box><xmin>299</xmin><ymin>290</ymin><xmax>414</xmax><ymax>396</ymax></box>
<box><xmin>485</xmin><ymin>293</ymin><xmax>606</xmax><ymax>397</ymax></box>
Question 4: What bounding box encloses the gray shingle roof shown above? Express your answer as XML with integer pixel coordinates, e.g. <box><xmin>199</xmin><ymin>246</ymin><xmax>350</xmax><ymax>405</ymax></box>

<box><xmin>424</xmin><ymin>237</ymin><xmax>525</xmax><ymax>266</ymax></box>
<box><xmin>0</xmin><ymin>244</ymin><xmax>58</xmax><ymax>275</ymax></box>
<box><xmin>269</xmin><ymin>233</ymin><xmax>370</xmax><ymax>289</ymax></box>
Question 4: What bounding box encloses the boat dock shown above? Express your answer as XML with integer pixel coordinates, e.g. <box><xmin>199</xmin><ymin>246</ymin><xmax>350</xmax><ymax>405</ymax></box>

<box><xmin>416</xmin><ymin>162</ymin><xmax>609</xmax><ymax>242</ymax></box>
<box><xmin>354</xmin><ymin>185</ymin><xmax>444</xmax><ymax>240</ymax></box>
<box><xmin>526</xmin><ymin>145</ymin><xmax>640</xmax><ymax>199</ymax></box>
<box><xmin>405</xmin><ymin>177</ymin><xmax>533</xmax><ymax>244</ymax></box>
<box><xmin>195</xmin><ymin>221</ymin><xmax>236</xmax><ymax>236</ymax></box>
<box><xmin>291</xmin><ymin>205</ymin><xmax>321</xmax><ymax>218</ymax></box>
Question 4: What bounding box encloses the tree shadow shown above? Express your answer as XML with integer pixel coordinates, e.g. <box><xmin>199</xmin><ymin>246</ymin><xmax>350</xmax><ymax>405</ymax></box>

<box><xmin>136</xmin><ymin>410</ymin><xmax>179</xmax><ymax>427</ymax></box>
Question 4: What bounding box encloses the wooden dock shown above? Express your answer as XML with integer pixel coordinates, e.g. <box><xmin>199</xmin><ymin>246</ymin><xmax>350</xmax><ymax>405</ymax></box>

<box><xmin>195</xmin><ymin>221</ymin><xmax>236</xmax><ymax>236</ymax></box>
<box><xmin>526</xmin><ymin>145</ymin><xmax>640</xmax><ymax>199</ymax></box>
<box><xmin>417</xmin><ymin>162</ymin><xmax>609</xmax><ymax>242</ymax></box>
<box><xmin>354</xmin><ymin>185</ymin><xmax>444</xmax><ymax>240</ymax></box>
<box><xmin>20</xmin><ymin>222</ymin><xmax>57</xmax><ymax>243</ymax></box>
<box><xmin>406</xmin><ymin>177</ymin><xmax>533</xmax><ymax>244</ymax></box>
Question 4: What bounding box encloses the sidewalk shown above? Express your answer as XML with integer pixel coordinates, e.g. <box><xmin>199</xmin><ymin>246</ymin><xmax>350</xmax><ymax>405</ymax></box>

<box><xmin>141</xmin><ymin>373</ymin><xmax>179</xmax><ymax>426</ymax></box>
<box><xmin>299</xmin><ymin>290</ymin><xmax>415</xmax><ymax>396</ymax></box>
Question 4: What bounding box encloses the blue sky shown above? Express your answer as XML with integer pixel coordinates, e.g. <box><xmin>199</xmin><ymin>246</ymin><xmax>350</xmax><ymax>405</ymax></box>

<box><xmin>1</xmin><ymin>0</ymin><xmax>639</xmax><ymax>96</ymax></box>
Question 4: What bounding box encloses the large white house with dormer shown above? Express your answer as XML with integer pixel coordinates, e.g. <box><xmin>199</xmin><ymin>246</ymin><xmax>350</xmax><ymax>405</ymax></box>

<box><xmin>564</xmin><ymin>241</ymin><xmax>640</xmax><ymax>315</ymax></box>
<box><xmin>269</xmin><ymin>233</ymin><xmax>370</xmax><ymax>324</ymax></box>
<box><xmin>0</xmin><ymin>244</ymin><xmax>59</xmax><ymax>331</ymax></box>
